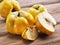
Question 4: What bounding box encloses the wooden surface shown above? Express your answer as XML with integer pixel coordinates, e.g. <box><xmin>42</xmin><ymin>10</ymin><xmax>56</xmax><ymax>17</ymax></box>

<box><xmin>0</xmin><ymin>0</ymin><xmax>60</xmax><ymax>45</ymax></box>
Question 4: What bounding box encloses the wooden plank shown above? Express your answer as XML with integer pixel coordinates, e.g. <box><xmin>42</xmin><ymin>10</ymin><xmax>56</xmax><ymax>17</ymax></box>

<box><xmin>0</xmin><ymin>16</ymin><xmax>5</xmax><ymax>24</ymax></box>
<box><xmin>0</xmin><ymin>0</ymin><xmax>60</xmax><ymax>45</ymax></box>
<box><xmin>17</xmin><ymin>0</ymin><xmax>60</xmax><ymax>7</ymax></box>
<box><xmin>0</xmin><ymin>23</ymin><xmax>7</xmax><ymax>37</ymax></box>
<box><xmin>0</xmin><ymin>34</ymin><xmax>32</xmax><ymax>45</ymax></box>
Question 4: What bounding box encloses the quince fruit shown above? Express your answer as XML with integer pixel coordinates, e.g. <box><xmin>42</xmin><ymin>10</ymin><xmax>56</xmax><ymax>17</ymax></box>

<box><xmin>22</xmin><ymin>26</ymin><xmax>38</xmax><ymax>40</ymax></box>
<box><xmin>27</xmin><ymin>4</ymin><xmax>47</xmax><ymax>18</ymax></box>
<box><xmin>6</xmin><ymin>12</ymin><xmax>28</xmax><ymax>35</ymax></box>
<box><xmin>36</xmin><ymin>12</ymin><xmax>56</xmax><ymax>35</ymax></box>
<box><xmin>6</xmin><ymin>11</ymin><xmax>35</xmax><ymax>35</ymax></box>
<box><xmin>0</xmin><ymin>0</ymin><xmax>21</xmax><ymax>18</ymax></box>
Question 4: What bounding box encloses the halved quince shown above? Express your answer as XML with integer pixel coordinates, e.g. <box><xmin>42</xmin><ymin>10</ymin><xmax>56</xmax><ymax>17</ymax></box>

<box><xmin>36</xmin><ymin>12</ymin><xmax>56</xmax><ymax>35</ymax></box>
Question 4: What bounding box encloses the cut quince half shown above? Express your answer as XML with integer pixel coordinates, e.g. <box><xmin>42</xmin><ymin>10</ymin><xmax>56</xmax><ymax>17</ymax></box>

<box><xmin>22</xmin><ymin>26</ymin><xmax>38</xmax><ymax>40</ymax></box>
<box><xmin>36</xmin><ymin>12</ymin><xmax>56</xmax><ymax>35</ymax></box>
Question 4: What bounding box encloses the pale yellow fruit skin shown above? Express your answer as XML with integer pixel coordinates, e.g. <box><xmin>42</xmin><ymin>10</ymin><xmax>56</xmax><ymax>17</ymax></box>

<box><xmin>27</xmin><ymin>4</ymin><xmax>47</xmax><ymax>18</ymax></box>
<box><xmin>0</xmin><ymin>3</ymin><xmax>2</xmax><ymax>14</ymax></box>
<box><xmin>6</xmin><ymin>13</ymin><xmax>16</xmax><ymax>34</ymax></box>
<box><xmin>14</xmin><ymin>17</ymin><xmax>28</xmax><ymax>34</ymax></box>
<box><xmin>27</xmin><ymin>8</ymin><xmax>39</xmax><ymax>18</ymax></box>
<box><xmin>20</xmin><ymin>11</ymin><xmax>35</xmax><ymax>27</ymax></box>
<box><xmin>0</xmin><ymin>0</ymin><xmax>13</xmax><ymax>18</ymax></box>
<box><xmin>22</xmin><ymin>29</ymin><xmax>28</xmax><ymax>40</ymax></box>
<box><xmin>12</xmin><ymin>0</ymin><xmax>21</xmax><ymax>11</ymax></box>
<box><xmin>0</xmin><ymin>0</ymin><xmax>21</xmax><ymax>18</ymax></box>
<box><xmin>6</xmin><ymin>12</ymin><xmax>28</xmax><ymax>35</ymax></box>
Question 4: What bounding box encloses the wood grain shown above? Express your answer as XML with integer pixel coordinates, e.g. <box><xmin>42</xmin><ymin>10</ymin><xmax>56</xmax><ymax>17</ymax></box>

<box><xmin>17</xmin><ymin>0</ymin><xmax>60</xmax><ymax>7</ymax></box>
<box><xmin>0</xmin><ymin>0</ymin><xmax>60</xmax><ymax>45</ymax></box>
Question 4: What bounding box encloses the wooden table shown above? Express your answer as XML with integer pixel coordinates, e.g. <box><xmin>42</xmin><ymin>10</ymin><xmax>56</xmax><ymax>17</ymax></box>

<box><xmin>0</xmin><ymin>0</ymin><xmax>60</xmax><ymax>45</ymax></box>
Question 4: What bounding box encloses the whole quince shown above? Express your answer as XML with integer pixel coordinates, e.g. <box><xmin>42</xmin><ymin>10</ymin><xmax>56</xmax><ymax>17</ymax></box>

<box><xmin>6</xmin><ymin>11</ymin><xmax>28</xmax><ymax>35</ymax></box>
<box><xmin>27</xmin><ymin>4</ymin><xmax>47</xmax><ymax>18</ymax></box>
<box><xmin>0</xmin><ymin>0</ymin><xmax>21</xmax><ymax>18</ymax></box>
<box><xmin>6</xmin><ymin>11</ymin><xmax>35</xmax><ymax>35</ymax></box>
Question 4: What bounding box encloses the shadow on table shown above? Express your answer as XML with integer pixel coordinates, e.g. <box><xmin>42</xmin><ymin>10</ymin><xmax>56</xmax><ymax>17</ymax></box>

<box><xmin>7</xmin><ymin>33</ymin><xmax>33</xmax><ymax>45</ymax></box>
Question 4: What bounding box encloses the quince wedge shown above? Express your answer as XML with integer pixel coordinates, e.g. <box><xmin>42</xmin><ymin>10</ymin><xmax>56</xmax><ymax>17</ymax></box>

<box><xmin>22</xmin><ymin>26</ymin><xmax>38</xmax><ymax>40</ymax></box>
